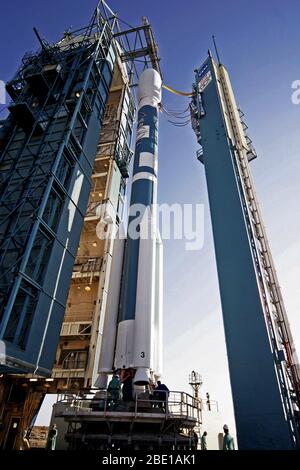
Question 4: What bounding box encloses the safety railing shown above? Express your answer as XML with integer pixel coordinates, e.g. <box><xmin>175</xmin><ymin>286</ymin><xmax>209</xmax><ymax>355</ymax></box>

<box><xmin>62</xmin><ymin>360</ymin><xmax>87</xmax><ymax>370</ymax></box>
<box><xmin>73</xmin><ymin>256</ymin><xmax>102</xmax><ymax>273</ymax></box>
<box><xmin>202</xmin><ymin>398</ymin><xmax>219</xmax><ymax>413</ymax></box>
<box><xmin>61</xmin><ymin>351</ymin><xmax>88</xmax><ymax>370</ymax></box>
<box><xmin>63</xmin><ymin>308</ymin><xmax>94</xmax><ymax>323</ymax></box>
<box><xmin>57</xmin><ymin>389</ymin><xmax>202</xmax><ymax>423</ymax></box>
<box><xmin>60</xmin><ymin>321</ymin><xmax>92</xmax><ymax>337</ymax></box>
<box><xmin>85</xmin><ymin>198</ymin><xmax>108</xmax><ymax>217</ymax></box>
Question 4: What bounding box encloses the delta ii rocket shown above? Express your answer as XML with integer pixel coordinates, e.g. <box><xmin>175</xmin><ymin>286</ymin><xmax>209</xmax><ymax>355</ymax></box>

<box><xmin>96</xmin><ymin>68</ymin><xmax>163</xmax><ymax>387</ymax></box>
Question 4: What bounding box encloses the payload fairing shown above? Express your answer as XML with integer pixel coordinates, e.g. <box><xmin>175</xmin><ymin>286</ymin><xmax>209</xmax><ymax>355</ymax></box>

<box><xmin>97</xmin><ymin>69</ymin><xmax>163</xmax><ymax>387</ymax></box>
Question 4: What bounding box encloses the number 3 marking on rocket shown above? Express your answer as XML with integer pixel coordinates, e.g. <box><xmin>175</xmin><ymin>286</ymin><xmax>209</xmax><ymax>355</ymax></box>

<box><xmin>141</xmin><ymin>352</ymin><xmax>145</xmax><ymax>358</ymax></box>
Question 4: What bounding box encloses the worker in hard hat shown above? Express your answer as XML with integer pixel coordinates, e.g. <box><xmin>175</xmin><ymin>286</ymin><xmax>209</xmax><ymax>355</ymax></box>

<box><xmin>222</xmin><ymin>424</ymin><xmax>235</xmax><ymax>450</ymax></box>
<box><xmin>107</xmin><ymin>373</ymin><xmax>121</xmax><ymax>409</ymax></box>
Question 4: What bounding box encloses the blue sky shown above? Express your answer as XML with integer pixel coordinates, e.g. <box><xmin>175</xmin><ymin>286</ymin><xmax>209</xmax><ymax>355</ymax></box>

<box><xmin>1</xmin><ymin>1</ymin><xmax>300</xmax><ymax>433</ymax></box>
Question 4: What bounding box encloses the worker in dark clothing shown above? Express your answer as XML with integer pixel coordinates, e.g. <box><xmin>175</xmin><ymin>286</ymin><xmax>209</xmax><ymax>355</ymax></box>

<box><xmin>154</xmin><ymin>380</ymin><xmax>169</xmax><ymax>412</ymax></box>
<box><xmin>192</xmin><ymin>431</ymin><xmax>199</xmax><ymax>450</ymax></box>
<box><xmin>121</xmin><ymin>369</ymin><xmax>134</xmax><ymax>402</ymax></box>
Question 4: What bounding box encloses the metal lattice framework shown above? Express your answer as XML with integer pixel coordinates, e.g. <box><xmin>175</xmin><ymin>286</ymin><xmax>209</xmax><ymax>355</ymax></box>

<box><xmin>0</xmin><ymin>1</ymin><xmax>161</xmax><ymax>359</ymax></box>
<box><xmin>97</xmin><ymin>1</ymin><xmax>161</xmax><ymax>79</ymax></box>
<box><xmin>0</xmin><ymin>6</ymin><xmax>121</xmax><ymax>370</ymax></box>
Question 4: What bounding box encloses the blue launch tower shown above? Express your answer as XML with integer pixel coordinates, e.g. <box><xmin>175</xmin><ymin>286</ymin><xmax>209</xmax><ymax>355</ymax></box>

<box><xmin>191</xmin><ymin>54</ymin><xmax>300</xmax><ymax>449</ymax></box>
<box><xmin>0</xmin><ymin>12</ymin><xmax>118</xmax><ymax>375</ymax></box>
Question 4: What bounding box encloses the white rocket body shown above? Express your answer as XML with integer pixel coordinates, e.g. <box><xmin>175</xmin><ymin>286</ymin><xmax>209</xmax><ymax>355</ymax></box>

<box><xmin>96</xmin><ymin>68</ymin><xmax>163</xmax><ymax>387</ymax></box>
<box><xmin>95</xmin><ymin>225</ymin><xmax>126</xmax><ymax>389</ymax></box>
<box><xmin>153</xmin><ymin>232</ymin><xmax>163</xmax><ymax>381</ymax></box>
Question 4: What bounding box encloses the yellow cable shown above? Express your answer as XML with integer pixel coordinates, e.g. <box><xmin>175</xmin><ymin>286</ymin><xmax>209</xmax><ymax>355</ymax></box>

<box><xmin>162</xmin><ymin>83</ymin><xmax>193</xmax><ymax>97</ymax></box>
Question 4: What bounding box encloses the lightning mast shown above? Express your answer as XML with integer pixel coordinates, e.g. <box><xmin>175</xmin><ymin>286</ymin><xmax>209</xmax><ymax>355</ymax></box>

<box><xmin>189</xmin><ymin>370</ymin><xmax>203</xmax><ymax>401</ymax></box>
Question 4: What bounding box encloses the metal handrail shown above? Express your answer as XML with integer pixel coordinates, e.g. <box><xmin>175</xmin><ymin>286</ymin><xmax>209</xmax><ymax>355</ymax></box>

<box><xmin>73</xmin><ymin>256</ymin><xmax>102</xmax><ymax>272</ymax></box>
<box><xmin>62</xmin><ymin>360</ymin><xmax>87</xmax><ymax>370</ymax></box>
<box><xmin>58</xmin><ymin>389</ymin><xmax>203</xmax><ymax>423</ymax></box>
<box><xmin>85</xmin><ymin>199</ymin><xmax>108</xmax><ymax>217</ymax></box>
<box><xmin>63</xmin><ymin>309</ymin><xmax>94</xmax><ymax>323</ymax></box>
